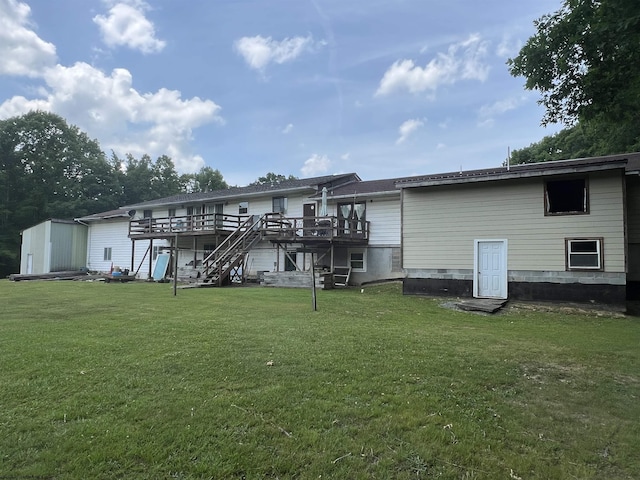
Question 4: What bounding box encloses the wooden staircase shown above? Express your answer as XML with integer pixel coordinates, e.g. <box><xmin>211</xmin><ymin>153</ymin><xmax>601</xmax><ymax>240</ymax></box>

<box><xmin>200</xmin><ymin>215</ymin><xmax>263</xmax><ymax>286</ymax></box>
<box><xmin>332</xmin><ymin>266</ymin><xmax>351</xmax><ymax>287</ymax></box>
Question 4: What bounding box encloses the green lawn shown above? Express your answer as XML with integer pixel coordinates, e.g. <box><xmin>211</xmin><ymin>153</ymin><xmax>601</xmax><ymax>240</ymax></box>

<box><xmin>1</xmin><ymin>280</ymin><xmax>639</xmax><ymax>479</ymax></box>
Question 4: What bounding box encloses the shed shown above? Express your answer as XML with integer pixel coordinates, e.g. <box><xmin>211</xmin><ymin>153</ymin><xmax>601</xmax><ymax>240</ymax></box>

<box><xmin>20</xmin><ymin>219</ymin><xmax>88</xmax><ymax>275</ymax></box>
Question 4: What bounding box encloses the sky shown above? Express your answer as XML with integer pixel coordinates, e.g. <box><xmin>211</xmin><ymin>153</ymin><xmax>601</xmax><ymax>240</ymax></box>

<box><xmin>0</xmin><ymin>0</ymin><xmax>566</xmax><ymax>186</ymax></box>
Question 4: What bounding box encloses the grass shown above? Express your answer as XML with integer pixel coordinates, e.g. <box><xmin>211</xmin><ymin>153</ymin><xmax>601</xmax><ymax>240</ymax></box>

<box><xmin>1</xmin><ymin>280</ymin><xmax>639</xmax><ymax>479</ymax></box>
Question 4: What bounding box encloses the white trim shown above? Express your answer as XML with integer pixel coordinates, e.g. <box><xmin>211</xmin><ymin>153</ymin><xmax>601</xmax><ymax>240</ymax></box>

<box><xmin>473</xmin><ymin>239</ymin><xmax>508</xmax><ymax>299</ymax></box>
<box><xmin>348</xmin><ymin>248</ymin><xmax>367</xmax><ymax>272</ymax></box>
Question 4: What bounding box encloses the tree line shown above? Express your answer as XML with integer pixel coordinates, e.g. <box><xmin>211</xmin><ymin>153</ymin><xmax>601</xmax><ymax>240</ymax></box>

<box><xmin>0</xmin><ymin>111</ymin><xmax>294</xmax><ymax>277</ymax></box>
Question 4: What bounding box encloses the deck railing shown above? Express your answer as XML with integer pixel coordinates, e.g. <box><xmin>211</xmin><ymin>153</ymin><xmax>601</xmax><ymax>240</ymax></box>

<box><xmin>129</xmin><ymin>213</ymin><xmax>246</xmax><ymax>236</ymax></box>
<box><xmin>261</xmin><ymin>213</ymin><xmax>369</xmax><ymax>240</ymax></box>
<box><xmin>129</xmin><ymin>212</ymin><xmax>369</xmax><ymax>241</ymax></box>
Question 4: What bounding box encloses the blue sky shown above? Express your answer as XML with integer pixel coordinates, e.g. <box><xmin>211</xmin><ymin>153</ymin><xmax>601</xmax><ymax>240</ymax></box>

<box><xmin>0</xmin><ymin>0</ymin><xmax>564</xmax><ymax>186</ymax></box>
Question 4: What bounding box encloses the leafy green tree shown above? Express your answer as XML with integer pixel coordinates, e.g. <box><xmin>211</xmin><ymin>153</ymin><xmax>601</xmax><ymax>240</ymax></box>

<box><xmin>181</xmin><ymin>166</ymin><xmax>228</xmax><ymax>192</ymax></box>
<box><xmin>508</xmin><ymin>0</ymin><xmax>640</xmax><ymax>126</ymax></box>
<box><xmin>250</xmin><ymin>172</ymin><xmax>298</xmax><ymax>186</ymax></box>
<box><xmin>0</xmin><ymin>111</ymin><xmax>117</xmax><ymax>276</ymax></box>
<box><xmin>113</xmin><ymin>153</ymin><xmax>184</xmax><ymax>205</ymax></box>
<box><xmin>510</xmin><ymin>120</ymin><xmax>640</xmax><ymax>166</ymax></box>
<box><xmin>508</xmin><ymin>0</ymin><xmax>640</xmax><ymax>161</ymax></box>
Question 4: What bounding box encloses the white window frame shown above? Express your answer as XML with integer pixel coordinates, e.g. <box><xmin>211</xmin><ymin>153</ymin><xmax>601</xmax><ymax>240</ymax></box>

<box><xmin>103</xmin><ymin>247</ymin><xmax>112</xmax><ymax>261</ymax></box>
<box><xmin>272</xmin><ymin>196</ymin><xmax>287</xmax><ymax>214</ymax></box>
<box><xmin>239</xmin><ymin>201</ymin><xmax>249</xmax><ymax>215</ymax></box>
<box><xmin>566</xmin><ymin>238</ymin><xmax>603</xmax><ymax>271</ymax></box>
<box><xmin>348</xmin><ymin>249</ymin><xmax>366</xmax><ymax>272</ymax></box>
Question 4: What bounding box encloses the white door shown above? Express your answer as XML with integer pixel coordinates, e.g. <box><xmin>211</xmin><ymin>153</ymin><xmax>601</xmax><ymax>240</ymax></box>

<box><xmin>474</xmin><ymin>240</ymin><xmax>507</xmax><ymax>299</ymax></box>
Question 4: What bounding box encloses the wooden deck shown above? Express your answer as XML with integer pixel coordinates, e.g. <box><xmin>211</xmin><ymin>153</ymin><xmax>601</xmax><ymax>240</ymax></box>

<box><xmin>129</xmin><ymin>213</ymin><xmax>369</xmax><ymax>244</ymax></box>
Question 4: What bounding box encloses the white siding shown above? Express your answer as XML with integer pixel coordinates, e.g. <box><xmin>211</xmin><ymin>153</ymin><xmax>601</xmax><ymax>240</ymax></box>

<box><xmin>366</xmin><ymin>196</ymin><xmax>401</xmax><ymax>245</ymax></box>
<box><xmin>403</xmin><ymin>171</ymin><xmax>625</xmax><ymax>273</ymax></box>
<box><xmin>87</xmin><ymin>219</ymin><xmax>168</xmax><ymax>276</ymax></box>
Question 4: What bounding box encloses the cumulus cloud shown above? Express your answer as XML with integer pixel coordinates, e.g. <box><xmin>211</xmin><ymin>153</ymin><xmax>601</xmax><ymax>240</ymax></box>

<box><xmin>375</xmin><ymin>34</ymin><xmax>489</xmax><ymax>97</ymax></box>
<box><xmin>301</xmin><ymin>154</ymin><xmax>331</xmax><ymax>177</ymax></box>
<box><xmin>0</xmin><ymin>62</ymin><xmax>223</xmax><ymax>172</ymax></box>
<box><xmin>396</xmin><ymin>118</ymin><xmax>425</xmax><ymax>144</ymax></box>
<box><xmin>0</xmin><ymin>0</ymin><xmax>57</xmax><ymax>76</ymax></box>
<box><xmin>282</xmin><ymin>123</ymin><xmax>293</xmax><ymax>134</ymax></box>
<box><xmin>496</xmin><ymin>34</ymin><xmax>521</xmax><ymax>59</ymax></box>
<box><xmin>234</xmin><ymin>35</ymin><xmax>321</xmax><ymax>72</ymax></box>
<box><xmin>477</xmin><ymin>96</ymin><xmax>527</xmax><ymax>127</ymax></box>
<box><xmin>93</xmin><ymin>0</ymin><xmax>166</xmax><ymax>54</ymax></box>
<box><xmin>0</xmin><ymin>1</ymin><xmax>220</xmax><ymax>173</ymax></box>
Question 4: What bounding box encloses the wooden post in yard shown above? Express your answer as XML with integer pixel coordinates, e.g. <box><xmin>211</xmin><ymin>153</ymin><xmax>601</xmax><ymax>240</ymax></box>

<box><xmin>173</xmin><ymin>234</ymin><xmax>178</xmax><ymax>296</ymax></box>
<box><xmin>311</xmin><ymin>252</ymin><xmax>317</xmax><ymax>311</ymax></box>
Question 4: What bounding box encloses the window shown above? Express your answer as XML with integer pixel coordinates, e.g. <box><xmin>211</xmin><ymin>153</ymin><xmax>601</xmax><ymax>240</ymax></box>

<box><xmin>349</xmin><ymin>249</ymin><xmax>366</xmax><ymax>272</ymax></box>
<box><xmin>545</xmin><ymin>178</ymin><xmax>588</xmax><ymax>215</ymax></box>
<box><xmin>272</xmin><ymin>196</ymin><xmax>287</xmax><ymax>214</ymax></box>
<box><xmin>284</xmin><ymin>251</ymin><xmax>297</xmax><ymax>271</ymax></box>
<box><xmin>168</xmin><ymin>208</ymin><xmax>176</xmax><ymax>217</ymax></box>
<box><xmin>239</xmin><ymin>201</ymin><xmax>249</xmax><ymax>215</ymax></box>
<box><xmin>103</xmin><ymin>247</ymin><xmax>112</xmax><ymax>261</ymax></box>
<box><xmin>566</xmin><ymin>238</ymin><xmax>603</xmax><ymax>270</ymax></box>
<box><xmin>143</xmin><ymin>209</ymin><xmax>153</xmax><ymax>218</ymax></box>
<box><xmin>338</xmin><ymin>201</ymin><xmax>366</xmax><ymax>237</ymax></box>
<box><xmin>152</xmin><ymin>245</ymin><xmax>161</xmax><ymax>261</ymax></box>
<box><xmin>203</xmin><ymin>243</ymin><xmax>216</xmax><ymax>257</ymax></box>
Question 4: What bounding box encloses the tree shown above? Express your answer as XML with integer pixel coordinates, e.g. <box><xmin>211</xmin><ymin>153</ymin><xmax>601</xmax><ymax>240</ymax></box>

<box><xmin>0</xmin><ymin>111</ymin><xmax>117</xmax><ymax>276</ymax></box>
<box><xmin>510</xmin><ymin>121</ymin><xmax>640</xmax><ymax>166</ymax></box>
<box><xmin>508</xmin><ymin>0</ymin><xmax>640</xmax><ymax>127</ymax></box>
<box><xmin>112</xmin><ymin>153</ymin><xmax>184</xmax><ymax>205</ymax></box>
<box><xmin>508</xmin><ymin>0</ymin><xmax>640</xmax><ymax>162</ymax></box>
<box><xmin>249</xmin><ymin>172</ymin><xmax>298</xmax><ymax>186</ymax></box>
<box><xmin>181</xmin><ymin>166</ymin><xmax>228</xmax><ymax>193</ymax></box>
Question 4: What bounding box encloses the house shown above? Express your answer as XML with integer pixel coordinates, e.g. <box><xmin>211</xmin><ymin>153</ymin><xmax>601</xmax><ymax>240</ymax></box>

<box><xmin>398</xmin><ymin>153</ymin><xmax>640</xmax><ymax>305</ymax></box>
<box><xmin>70</xmin><ymin>151</ymin><xmax>640</xmax><ymax>307</ymax></box>
<box><xmin>315</xmin><ymin>177</ymin><xmax>404</xmax><ymax>285</ymax></box>
<box><xmin>75</xmin><ymin>208</ymin><xmax>155</xmax><ymax>276</ymax></box>
<box><xmin>19</xmin><ymin>219</ymin><xmax>87</xmax><ymax>274</ymax></box>
<box><xmin>76</xmin><ymin>173</ymin><xmax>411</xmax><ymax>287</ymax></box>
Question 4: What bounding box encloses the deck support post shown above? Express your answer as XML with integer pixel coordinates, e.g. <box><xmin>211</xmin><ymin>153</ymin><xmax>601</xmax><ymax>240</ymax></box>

<box><xmin>130</xmin><ymin>239</ymin><xmax>135</xmax><ymax>272</ymax></box>
<box><xmin>311</xmin><ymin>252</ymin><xmax>317</xmax><ymax>311</ymax></box>
<box><xmin>148</xmin><ymin>238</ymin><xmax>154</xmax><ymax>280</ymax></box>
<box><xmin>173</xmin><ymin>234</ymin><xmax>178</xmax><ymax>296</ymax></box>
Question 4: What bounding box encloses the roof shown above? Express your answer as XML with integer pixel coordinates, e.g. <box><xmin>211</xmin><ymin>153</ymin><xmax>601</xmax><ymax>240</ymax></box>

<box><xmin>75</xmin><ymin>208</ymin><xmax>134</xmax><ymax>222</ymax></box>
<box><xmin>122</xmin><ymin>173</ymin><xmax>361</xmax><ymax>209</ymax></box>
<box><xmin>313</xmin><ymin>177</ymin><xmax>406</xmax><ymax>199</ymax></box>
<box><xmin>396</xmin><ymin>153</ymin><xmax>640</xmax><ymax>189</ymax></box>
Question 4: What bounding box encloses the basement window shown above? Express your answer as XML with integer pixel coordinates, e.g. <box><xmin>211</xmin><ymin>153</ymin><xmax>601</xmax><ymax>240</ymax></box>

<box><xmin>545</xmin><ymin>178</ymin><xmax>588</xmax><ymax>215</ymax></box>
<box><xmin>349</xmin><ymin>249</ymin><xmax>366</xmax><ymax>272</ymax></box>
<box><xmin>566</xmin><ymin>238</ymin><xmax>603</xmax><ymax>270</ymax></box>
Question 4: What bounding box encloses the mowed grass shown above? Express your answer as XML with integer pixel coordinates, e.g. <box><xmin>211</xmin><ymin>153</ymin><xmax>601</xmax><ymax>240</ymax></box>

<box><xmin>0</xmin><ymin>280</ymin><xmax>639</xmax><ymax>479</ymax></box>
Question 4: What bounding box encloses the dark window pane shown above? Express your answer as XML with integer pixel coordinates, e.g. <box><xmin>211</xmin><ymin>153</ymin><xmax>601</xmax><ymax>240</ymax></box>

<box><xmin>547</xmin><ymin>179</ymin><xmax>586</xmax><ymax>213</ymax></box>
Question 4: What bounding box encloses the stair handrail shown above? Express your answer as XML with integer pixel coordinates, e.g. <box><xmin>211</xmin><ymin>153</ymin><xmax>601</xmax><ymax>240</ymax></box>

<box><xmin>202</xmin><ymin>214</ymin><xmax>264</xmax><ymax>279</ymax></box>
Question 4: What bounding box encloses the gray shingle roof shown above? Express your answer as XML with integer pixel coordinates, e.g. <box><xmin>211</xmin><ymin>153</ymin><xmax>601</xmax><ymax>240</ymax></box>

<box><xmin>396</xmin><ymin>153</ymin><xmax>640</xmax><ymax>188</ymax></box>
<box><xmin>121</xmin><ymin>173</ymin><xmax>360</xmax><ymax>209</ymax></box>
